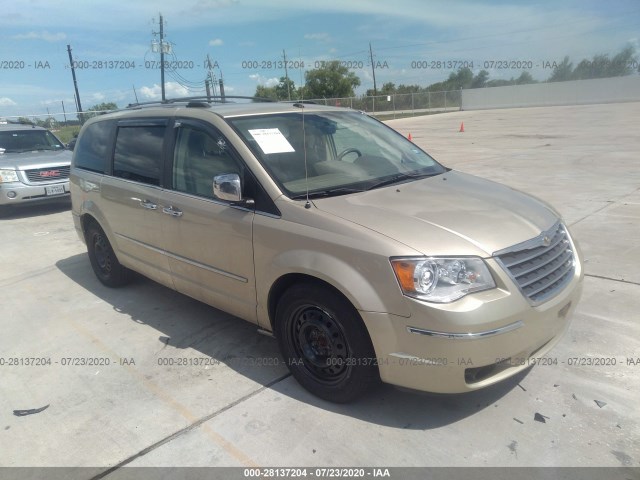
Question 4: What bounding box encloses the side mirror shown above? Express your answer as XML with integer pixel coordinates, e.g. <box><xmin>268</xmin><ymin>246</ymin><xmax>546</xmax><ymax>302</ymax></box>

<box><xmin>213</xmin><ymin>173</ymin><xmax>242</xmax><ymax>202</ymax></box>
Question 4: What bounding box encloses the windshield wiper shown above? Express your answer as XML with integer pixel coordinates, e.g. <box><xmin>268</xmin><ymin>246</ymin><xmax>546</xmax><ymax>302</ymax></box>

<box><xmin>366</xmin><ymin>173</ymin><xmax>414</xmax><ymax>190</ymax></box>
<box><xmin>366</xmin><ymin>171</ymin><xmax>438</xmax><ymax>191</ymax></box>
<box><xmin>8</xmin><ymin>147</ymin><xmax>55</xmax><ymax>153</ymax></box>
<box><xmin>291</xmin><ymin>186</ymin><xmax>364</xmax><ymax>200</ymax></box>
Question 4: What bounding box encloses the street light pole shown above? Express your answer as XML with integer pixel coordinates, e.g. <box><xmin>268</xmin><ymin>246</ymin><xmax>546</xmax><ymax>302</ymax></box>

<box><xmin>159</xmin><ymin>13</ymin><xmax>166</xmax><ymax>101</ymax></box>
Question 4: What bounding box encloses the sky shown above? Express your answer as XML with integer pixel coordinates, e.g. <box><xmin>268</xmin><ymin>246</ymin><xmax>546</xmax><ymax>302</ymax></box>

<box><xmin>0</xmin><ymin>0</ymin><xmax>638</xmax><ymax>120</ymax></box>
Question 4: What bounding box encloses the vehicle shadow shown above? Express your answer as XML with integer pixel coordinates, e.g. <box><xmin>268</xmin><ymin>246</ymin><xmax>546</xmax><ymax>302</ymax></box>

<box><xmin>56</xmin><ymin>253</ymin><xmax>531</xmax><ymax>430</ymax></box>
<box><xmin>0</xmin><ymin>199</ymin><xmax>71</xmax><ymax>219</ymax></box>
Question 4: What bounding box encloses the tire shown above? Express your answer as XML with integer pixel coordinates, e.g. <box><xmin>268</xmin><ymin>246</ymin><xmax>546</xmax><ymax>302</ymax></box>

<box><xmin>275</xmin><ymin>284</ymin><xmax>379</xmax><ymax>403</ymax></box>
<box><xmin>85</xmin><ymin>222</ymin><xmax>132</xmax><ymax>287</ymax></box>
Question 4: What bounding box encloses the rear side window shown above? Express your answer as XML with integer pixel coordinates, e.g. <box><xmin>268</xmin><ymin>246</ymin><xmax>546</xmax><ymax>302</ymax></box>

<box><xmin>113</xmin><ymin>125</ymin><xmax>165</xmax><ymax>186</ymax></box>
<box><xmin>74</xmin><ymin>120</ymin><xmax>114</xmax><ymax>173</ymax></box>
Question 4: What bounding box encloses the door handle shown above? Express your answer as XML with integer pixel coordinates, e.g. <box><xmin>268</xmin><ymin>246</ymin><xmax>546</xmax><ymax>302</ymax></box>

<box><xmin>162</xmin><ymin>205</ymin><xmax>183</xmax><ymax>217</ymax></box>
<box><xmin>139</xmin><ymin>199</ymin><xmax>157</xmax><ymax>210</ymax></box>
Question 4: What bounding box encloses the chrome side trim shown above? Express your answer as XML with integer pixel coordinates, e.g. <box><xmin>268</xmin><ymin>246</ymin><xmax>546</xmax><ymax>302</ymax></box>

<box><xmin>164</xmin><ymin>250</ymin><xmax>248</xmax><ymax>283</ymax></box>
<box><xmin>406</xmin><ymin>320</ymin><xmax>524</xmax><ymax>340</ymax></box>
<box><xmin>115</xmin><ymin>233</ymin><xmax>165</xmax><ymax>255</ymax></box>
<box><xmin>114</xmin><ymin>233</ymin><xmax>247</xmax><ymax>283</ymax></box>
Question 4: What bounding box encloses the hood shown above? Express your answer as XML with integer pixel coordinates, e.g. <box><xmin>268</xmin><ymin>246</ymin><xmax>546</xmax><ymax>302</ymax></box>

<box><xmin>0</xmin><ymin>149</ymin><xmax>72</xmax><ymax>170</ymax></box>
<box><xmin>313</xmin><ymin>170</ymin><xmax>559</xmax><ymax>257</ymax></box>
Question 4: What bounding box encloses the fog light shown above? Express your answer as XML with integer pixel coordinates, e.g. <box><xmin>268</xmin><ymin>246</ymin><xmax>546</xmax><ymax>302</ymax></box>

<box><xmin>6</xmin><ymin>191</ymin><xmax>17</xmax><ymax>199</ymax></box>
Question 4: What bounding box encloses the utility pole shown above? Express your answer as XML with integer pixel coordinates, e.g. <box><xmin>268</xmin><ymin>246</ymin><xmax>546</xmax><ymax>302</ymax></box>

<box><xmin>67</xmin><ymin>44</ymin><xmax>83</xmax><ymax>123</ymax></box>
<box><xmin>206</xmin><ymin>54</ymin><xmax>218</xmax><ymax>98</ymax></box>
<box><xmin>219</xmin><ymin>78</ymin><xmax>225</xmax><ymax>102</ymax></box>
<box><xmin>282</xmin><ymin>49</ymin><xmax>291</xmax><ymax>100</ymax></box>
<box><xmin>369</xmin><ymin>42</ymin><xmax>377</xmax><ymax>96</ymax></box>
<box><xmin>61</xmin><ymin>101</ymin><xmax>68</xmax><ymax>126</ymax></box>
<box><xmin>152</xmin><ymin>14</ymin><xmax>169</xmax><ymax>101</ymax></box>
<box><xmin>205</xmin><ymin>79</ymin><xmax>211</xmax><ymax>101</ymax></box>
<box><xmin>159</xmin><ymin>14</ymin><xmax>166</xmax><ymax>101</ymax></box>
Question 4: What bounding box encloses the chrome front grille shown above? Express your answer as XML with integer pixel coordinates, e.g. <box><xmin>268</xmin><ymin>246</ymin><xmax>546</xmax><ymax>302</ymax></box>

<box><xmin>25</xmin><ymin>166</ymin><xmax>70</xmax><ymax>183</ymax></box>
<box><xmin>496</xmin><ymin>222</ymin><xmax>575</xmax><ymax>305</ymax></box>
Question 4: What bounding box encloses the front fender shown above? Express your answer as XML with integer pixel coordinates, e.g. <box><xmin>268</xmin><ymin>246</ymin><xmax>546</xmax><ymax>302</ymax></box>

<box><xmin>256</xmin><ymin>248</ymin><xmax>412</xmax><ymax>329</ymax></box>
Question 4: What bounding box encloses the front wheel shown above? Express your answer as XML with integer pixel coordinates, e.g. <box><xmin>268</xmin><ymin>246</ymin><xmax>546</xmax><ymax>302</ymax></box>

<box><xmin>85</xmin><ymin>222</ymin><xmax>132</xmax><ymax>287</ymax></box>
<box><xmin>275</xmin><ymin>284</ymin><xmax>379</xmax><ymax>403</ymax></box>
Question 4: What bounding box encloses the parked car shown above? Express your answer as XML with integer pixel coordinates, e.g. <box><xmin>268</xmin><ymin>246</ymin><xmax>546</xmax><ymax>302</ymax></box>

<box><xmin>70</xmin><ymin>99</ymin><xmax>583</xmax><ymax>402</ymax></box>
<box><xmin>0</xmin><ymin>123</ymin><xmax>72</xmax><ymax>212</ymax></box>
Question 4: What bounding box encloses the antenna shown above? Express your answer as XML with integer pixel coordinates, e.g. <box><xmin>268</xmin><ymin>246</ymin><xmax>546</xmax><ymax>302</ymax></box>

<box><xmin>298</xmin><ymin>52</ymin><xmax>311</xmax><ymax>209</ymax></box>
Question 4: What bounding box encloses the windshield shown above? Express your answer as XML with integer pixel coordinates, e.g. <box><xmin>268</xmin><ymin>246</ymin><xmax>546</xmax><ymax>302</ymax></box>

<box><xmin>0</xmin><ymin>129</ymin><xmax>65</xmax><ymax>153</ymax></box>
<box><xmin>229</xmin><ymin>110</ymin><xmax>447</xmax><ymax>198</ymax></box>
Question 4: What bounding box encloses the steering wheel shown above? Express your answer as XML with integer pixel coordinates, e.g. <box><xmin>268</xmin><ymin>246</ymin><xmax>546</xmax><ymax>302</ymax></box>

<box><xmin>337</xmin><ymin>148</ymin><xmax>363</xmax><ymax>161</ymax></box>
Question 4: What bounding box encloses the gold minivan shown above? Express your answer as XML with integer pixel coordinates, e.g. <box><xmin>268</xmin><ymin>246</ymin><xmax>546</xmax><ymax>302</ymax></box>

<box><xmin>70</xmin><ymin>99</ymin><xmax>583</xmax><ymax>402</ymax></box>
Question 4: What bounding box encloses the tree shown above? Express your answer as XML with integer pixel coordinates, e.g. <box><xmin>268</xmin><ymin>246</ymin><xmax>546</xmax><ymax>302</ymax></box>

<box><xmin>548</xmin><ymin>46</ymin><xmax>637</xmax><ymax>82</ymax></box>
<box><xmin>84</xmin><ymin>102</ymin><xmax>118</xmax><ymax>120</ymax></box>
<box><xmin>304</xmin><ymin>61</ymin><xmax>361</xmax><ymax>99</ymax></box>
<box><xmin>471</xmin><ymin>70</ymin><xmax>489</xmax><ymax>88</ymax></box>
<box><xmin>254</xmin><ymin>77</ymin><xmax>298</xmax><ymax>101</ymax></box>
<box><xmin>365</xmin><ymin>82</ymin><xmax>396</xmax><ymax>96</ymax></box>
<box><xmin>608</xmin><ymin>45</ymin><xmax>636</xmax><ymax>76</ymax></box>
<box><xmin>515</xmin><ymin>71</ymin><xmax>536</xmax><ymax>85</ymax></box>
<box><xmin>275</xmin><ymin>77</ymin><xmax>298</xmax><ymax>101</ymax></box>
<box><xmin>548</xmin><ymin>56</ymin><xmax>574</xmax><ymax>82</ymax></box>
<box><xmin>485</xmin><ymin>79</ymin><xmax>513</xmax><ymax>87</ymax></box>
<box><xmin>395</xmin><ymin>84</ymin><xmax>422</xmax><ymax>94</ymax></box>
<box><xmin>254</xmin><ymin>85</ymin><xmax>278</xmax><ymax>100</ymax></box>
<box><xmin>445</xmin><ymin>67</ymin><xmax>474</xmax><ymax>90</ymax></box>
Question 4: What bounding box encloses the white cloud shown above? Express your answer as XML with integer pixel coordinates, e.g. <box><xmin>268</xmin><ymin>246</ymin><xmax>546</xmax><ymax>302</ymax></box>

<box><xmin>0</xmin><ymin>97</ymin><xmax>17</xmax><ymax>106</ymax></box>
<box><xmin>304</xmin><ymin>32</ymin><xmax>331</xmax><ymax>42</ymax></box>
<box><xmin>139</xmin><ymin>82</ymin><xmax>190</xmax><ymax>100</ymax></box>
<box><xmin>12</xmin><ymin>30</ymin><xmax>66</xmax><ymax>42</ymax></box>
<box><xmin>249</xmin><ymin>74</ymin><xmax>280</xmax><ymax>87</ymax></box>
<box><xmin>89</xmin><ymin>93</ymin><xmax>106</xmax><ymax>103</ymax></box>
<box><xmin>209</xmin><ymin>38</ymin><xmax>224</xmax><ymax>46</ymax></box>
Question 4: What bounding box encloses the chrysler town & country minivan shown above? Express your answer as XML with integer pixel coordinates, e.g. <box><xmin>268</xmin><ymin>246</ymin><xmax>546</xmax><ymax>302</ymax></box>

<box><xmin>70</xmin><ymin>99</ymin><xmax>583</xmax><ymax>402</ymax></box>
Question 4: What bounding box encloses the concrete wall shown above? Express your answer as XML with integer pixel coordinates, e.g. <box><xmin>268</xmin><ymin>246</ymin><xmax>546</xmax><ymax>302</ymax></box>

<box><xmin>461</xmin><ymin>75</ymin><xmax>640</xmax><ymax>110</ymax></box>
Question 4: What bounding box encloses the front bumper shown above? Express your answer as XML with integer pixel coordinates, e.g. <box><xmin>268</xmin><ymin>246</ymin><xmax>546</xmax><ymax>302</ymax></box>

<box><xmin>0</xmin><ymin>180</ymin><xmax>70</xmax><ymax>205</ymax></box>
<box><xmin>361</xmin><ymin>256</ymin><xmax>584</xmax><ymax>394</ymax></box>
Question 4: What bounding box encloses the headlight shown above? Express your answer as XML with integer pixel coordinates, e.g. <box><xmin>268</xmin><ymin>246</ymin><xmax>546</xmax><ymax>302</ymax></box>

<box><xmin>0</xmin><ymin>169</ymin><xmax>19</xmax><ymax>183</ymax></box>
<box><xmin>390</xmin><ymin>257</ymin><xmax>496</xmax><ymax>303</ymax></box>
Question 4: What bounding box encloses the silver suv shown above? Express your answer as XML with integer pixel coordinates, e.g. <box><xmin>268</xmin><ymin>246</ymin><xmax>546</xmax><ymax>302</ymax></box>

<box><xmin>70</xmin><ymin>99</ymin><xmax>583</xmax><ymax>402</ymax></box>
<box><xmin>0</xmin><ymin>123</ymin><xmax>72</xmax><ymax>210</ymax></box>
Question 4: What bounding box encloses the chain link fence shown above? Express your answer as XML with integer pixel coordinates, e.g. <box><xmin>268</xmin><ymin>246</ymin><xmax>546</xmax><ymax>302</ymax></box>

<box><xmin>307</xmin><ymin>90</ymin><xmax>462</xmax><ymax>117</ymax></box>
<box><xmin>1</xmin><ymin>90</ymin><xmax>464</xmax><ymax>129</ymax></box>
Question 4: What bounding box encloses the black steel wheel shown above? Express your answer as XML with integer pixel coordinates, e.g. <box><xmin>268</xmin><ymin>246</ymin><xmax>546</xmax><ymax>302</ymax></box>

<box><xmin>275</xmin><ymin>284</ymin><xmax>379</xmax><ymax>403</ymax></box>
<box><xmin>86</xmin><ymin>222</ymin><xmax>131</xmax><ymax>287</ymax></box>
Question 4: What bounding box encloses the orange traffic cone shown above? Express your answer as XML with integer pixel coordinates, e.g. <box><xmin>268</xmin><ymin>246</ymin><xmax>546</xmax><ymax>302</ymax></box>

<box><xmin>408</xmin><ymin>133</ymin><xmax>413</xmax><ymax>141</ymax></box>
<box><xmin>459</xmin><ymin>122</ymin><xmax>464</xmax><ymax>133</ymax></box>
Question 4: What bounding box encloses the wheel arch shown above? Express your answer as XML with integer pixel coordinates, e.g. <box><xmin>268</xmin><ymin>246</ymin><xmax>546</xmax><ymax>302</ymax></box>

<box><xmin>267</xmin><ymin>273</ymin><xmax>357</xmax><ymax>331</ymax></box>
<box><xmin>263</xmin><ymin>249</ymin><xmax>410</xmax><ymax>331</ymax></box>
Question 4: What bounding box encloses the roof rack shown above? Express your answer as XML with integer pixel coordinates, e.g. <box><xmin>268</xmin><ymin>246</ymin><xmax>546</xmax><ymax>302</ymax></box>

<box><xmin>126</xmin><ymin>95</ymin><xmax>276</xmax><ymax>109</ymax></box>
<box><xmin>282</xmin><ymin>100</ymin><xmax>318</xmax><ymax>105</ymax></box>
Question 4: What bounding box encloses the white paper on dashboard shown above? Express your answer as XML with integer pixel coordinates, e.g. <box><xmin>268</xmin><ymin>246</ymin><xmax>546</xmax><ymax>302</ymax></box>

<box><xmin>248</xmin><ymin>128</ymin><xmax>295</xmax><ymax>154</ymax></box>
